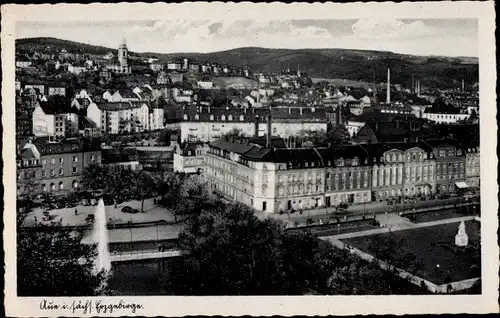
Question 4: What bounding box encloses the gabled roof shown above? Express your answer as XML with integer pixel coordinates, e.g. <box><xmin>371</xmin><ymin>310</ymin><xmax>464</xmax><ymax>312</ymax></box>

<box><xmin>38</xmin><ymin>97</ymin><xmax>77</xmax><ymax>115</ymax></box>
<box><xmin>97</xmin><ymin>101</ymin><xmax>148</xmax><ymax>111</ymax></box>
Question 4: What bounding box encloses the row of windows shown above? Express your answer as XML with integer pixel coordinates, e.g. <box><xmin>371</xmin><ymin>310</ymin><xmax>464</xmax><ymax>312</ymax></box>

<box><xmin>185</xmin><ymin>114</ymin><xmax>247</xmax><ymax>122</ymax></box>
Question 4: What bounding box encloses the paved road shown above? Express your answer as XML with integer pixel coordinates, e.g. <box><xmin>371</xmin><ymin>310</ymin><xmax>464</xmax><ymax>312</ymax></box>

<box><xmin>81</xmin><ymin>223</ymin><xmax>183</xmax><ymax>244</ymax></box>
<box><xmin>261</xmin><ymin>197</ymin><xmax>478</xmax><ymax>225</ymax></box>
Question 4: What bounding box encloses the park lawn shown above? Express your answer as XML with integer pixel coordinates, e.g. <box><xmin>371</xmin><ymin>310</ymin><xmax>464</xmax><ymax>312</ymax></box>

<box><xmin>341</xmin><ymin>221</ymin><xmax>481</xmax><ymax>284</ymax></box>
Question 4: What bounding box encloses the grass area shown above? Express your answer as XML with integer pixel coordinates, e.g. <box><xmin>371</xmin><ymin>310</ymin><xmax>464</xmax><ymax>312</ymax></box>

<box><xmin>406</xmin><ymin>209</ymin><xmax>472</xmax><ymax>224</ymax></box>
<box><xmin>342</xmin><ymin>221</ymin><xmax>481</xmax><ymax>284</ymax></box>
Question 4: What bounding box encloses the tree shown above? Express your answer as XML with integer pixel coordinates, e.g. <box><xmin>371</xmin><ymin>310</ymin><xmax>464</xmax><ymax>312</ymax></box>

<box><xmin>164</xmin><ymin>203</ymin><xmax>306</xmax><ymax>295</ymax></box>
<box><xmin>222</xmin><ymin>127</ymin><xmax>244</xmax><ymax>139</ymax></box>
<box><xmin>17</xmin><ymin>193</ymin><xmax>108</xmax><ymax>296</ymax></box>
<box><xmin>327</xmin><ymin>124</ymin><xmax>350</xmax><ymax>144</ymax></box>
<box><xmin>133</xmin><ymin>171</ymin><xmax>157</xmax><ymax>213</ymax></box>
<box><xmin>81</xmin><ymin>164</ymin><xmax>107</xmax><ymax>198</ymax></box>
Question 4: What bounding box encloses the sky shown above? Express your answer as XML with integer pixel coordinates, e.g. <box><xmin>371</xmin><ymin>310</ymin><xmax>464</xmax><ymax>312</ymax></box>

<box><xmin>16</xmin><ymin>19</ymin><xmax>478</xmax><ymax>57</ymax></box>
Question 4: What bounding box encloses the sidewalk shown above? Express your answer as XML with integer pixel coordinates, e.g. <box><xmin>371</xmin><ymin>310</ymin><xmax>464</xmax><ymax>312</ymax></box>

<box><xmin>259</xmin><ymin>197</ymin><xmax>475</xmax><ymax>225</ymax></box>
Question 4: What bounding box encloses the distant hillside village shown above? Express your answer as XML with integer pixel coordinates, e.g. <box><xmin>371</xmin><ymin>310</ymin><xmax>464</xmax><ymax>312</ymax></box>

<box><xmin>16</xmin><ymin>39</ymin><xmax>480</xmax><ymax>211</ymax></box>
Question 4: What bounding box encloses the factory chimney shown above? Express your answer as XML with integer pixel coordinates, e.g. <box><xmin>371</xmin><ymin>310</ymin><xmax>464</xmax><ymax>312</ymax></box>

<box><xmin>417</xmin><ymin>80</ymin><xmax>421</xmax><ymax>96</ymax></box>
<box><xmin>266</xmin><ymin>115</ymin><xmax>272</xmax><ymax>148</ymax></box>
<box><xmin>386</xmin><ymin>67</ymin><xmax>391</xmax><ymax>104</ymax></box>
<box><xmin>462</xmin><ymin>79</ymin><xmax>465</xmax><ymax>93</ymax></box>
<box><xmin>254</xmin><ymin>115</ymin><xmax>260</xmax><ymax>137</ymax></box>
<box><xmin>372</xmin><ymin>71</ymin><xmax>377</xmax><ymax>104</ymax></box>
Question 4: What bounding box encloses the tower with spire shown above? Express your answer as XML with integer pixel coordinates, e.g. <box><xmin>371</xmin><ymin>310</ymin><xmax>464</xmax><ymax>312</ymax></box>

<box><xmin>118</xmin><ymin>38</ymin><xmax>129</xmax><ymax>73</ymax></box>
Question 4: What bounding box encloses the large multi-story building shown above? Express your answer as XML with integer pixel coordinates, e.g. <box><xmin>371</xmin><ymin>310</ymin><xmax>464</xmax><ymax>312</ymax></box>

<box><xmin>173</xmin><ymin>142</ymin><xmax>207</xmax><ymax>174</ymax></box>
<box><xmin>32</xmin><ymin>102</ymin><xmax>79</xmax><ymax>138</ymax></box>
<box><xmin>16</xmin><ymin>138</ymin><xmax>101</xmax><ymax>196</ymax></box>
<box><xmin>465</xmin><ymin>147</ymin><xmax>480</xmax><ymax>189</ymax></box>
<box><xmin>203</xmin><ymin>137</ymin><xmax>473</xmax><ymax>213</ymax></box>
<box><xmin>178</xmin><ymin>106</ymin><xmax>328</xmax><ymax>143</ymax></box>
<box><xmin>87</xmin><ymin>101</ymin><xmax>163</xmax><ymax>134</ymax></box>
<box><xmin>424</xmin><ymin>140</ymin><xmax>467</xmax><ymax>194</ymax></box>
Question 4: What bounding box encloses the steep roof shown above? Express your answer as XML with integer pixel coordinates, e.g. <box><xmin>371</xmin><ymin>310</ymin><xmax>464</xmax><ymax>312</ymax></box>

<box><xmin>97</xmin><ymin>101</ymin><xmax>148</xmax><ymax>111</ymax></box>
<box><xmin>38</xmin><ymin>97</ymin><xmax>78</xmax><ymax>115</ymax></box>
<box><xmin>182</xmin><ymin>106</ymin><xmax>327</xmax><ymax>123</ymax></box>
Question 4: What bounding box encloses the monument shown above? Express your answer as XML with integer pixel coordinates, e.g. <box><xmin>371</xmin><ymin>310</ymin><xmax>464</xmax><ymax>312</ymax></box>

<box><xmin>455</xmin><ymin>221</ymin><xmax>469</xmax><ymax>247</ymax></box>
<box><xmin>92</xmin><ymin>199</ymin><xmax>112</xmax><ymax>274</ymax></box>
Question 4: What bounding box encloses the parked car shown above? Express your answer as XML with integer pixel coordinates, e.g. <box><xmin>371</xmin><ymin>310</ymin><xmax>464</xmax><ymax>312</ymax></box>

<box><xmin>86</xmin><ymin>214</ymin><xmax>95</xmax><ymax>223</ymax></box>
<box><xmin>121</xmin><ymin>206</ymin><xmax>139</xmax><ymax>214</ymax></box>
<box><xmin>42</xmin><ymin>211</ymin><xmax>51</xmax><ymax>221</ymax></box>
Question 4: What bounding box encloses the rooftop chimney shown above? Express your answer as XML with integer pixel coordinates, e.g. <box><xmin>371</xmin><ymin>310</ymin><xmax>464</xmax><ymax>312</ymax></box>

<box><xmin>266</xmin><ymin>115</ymin><xmax>272</xmax><ymax>148</ymax></box>
<box><xmin>254</xmin><ymin>115</ymin><xmax>259</xmax><ymax>137</ymax></box>
<box><xmin>386</xmin><ymin>67</ymin><xmax>391</xmax><ymax>104</ymax></box>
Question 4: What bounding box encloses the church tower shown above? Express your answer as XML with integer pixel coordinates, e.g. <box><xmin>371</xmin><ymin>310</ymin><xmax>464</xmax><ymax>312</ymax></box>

<box><xmin>118</xmin><ymin>38</ymin><xmax>128</xmax><ymax>72</ymax></box>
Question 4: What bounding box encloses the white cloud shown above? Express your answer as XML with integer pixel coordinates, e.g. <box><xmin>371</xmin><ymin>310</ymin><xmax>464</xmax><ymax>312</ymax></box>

<box><xmin>16</xmin><ymin>19</ymin><xmax>477</xmax><ymax>57</ymax></box>
<box><xmin>351</xmin><ymin>19</ymin><xmax>433</xmax><ymax>39</ymax></box>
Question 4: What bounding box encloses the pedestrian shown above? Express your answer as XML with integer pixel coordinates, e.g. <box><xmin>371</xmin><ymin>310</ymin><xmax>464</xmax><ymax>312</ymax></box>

<box><xmin>153</xmin><ymin>198</ymin><xmax>157</xmax><ymax>205</ymax></box>
<box><xmin>114</xmin><ymin>199</ymin><xmax>117</xmax><ymax>209</ymax></box>
<box><xmin>74</xmin><ymin>208</ymin><xmax>78</xmax><ymax>216</ymax></box>
<box><xmin>158</xmin><ymin>244</ymin><xmax>161</xmax><ymax>252</ymax></box>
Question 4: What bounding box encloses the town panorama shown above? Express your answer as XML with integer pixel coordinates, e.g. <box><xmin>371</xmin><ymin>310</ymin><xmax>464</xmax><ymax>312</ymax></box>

<box><xmin>16</xmin><ymin>28</ymin><xmax>480</xmax><ymax>297</ymax></box>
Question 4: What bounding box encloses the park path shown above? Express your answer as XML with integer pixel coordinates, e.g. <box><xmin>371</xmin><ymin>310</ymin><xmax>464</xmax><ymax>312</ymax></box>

<box><xmin>320</xmin><ymin>215</ymin><xmax>478</xmax><ymax>240</ymax></box>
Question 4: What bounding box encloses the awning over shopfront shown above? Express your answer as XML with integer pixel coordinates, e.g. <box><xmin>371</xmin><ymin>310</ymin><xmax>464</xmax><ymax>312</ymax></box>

<box><xmin>455</xmin><ymin>182</ymin><xmax>469</xmax><ymax>189</ymax></box>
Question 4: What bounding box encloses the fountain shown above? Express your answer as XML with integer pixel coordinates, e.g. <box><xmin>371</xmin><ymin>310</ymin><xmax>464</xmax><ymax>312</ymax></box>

<box><xmin>455</xmin><ymin>220</ymin><xmax>469</xmax><ymax>247</ymax></box>
<box><xmin>92</xmin><ymin>199</ymin><xmax>112</xmax><ymax>274</ymax></box>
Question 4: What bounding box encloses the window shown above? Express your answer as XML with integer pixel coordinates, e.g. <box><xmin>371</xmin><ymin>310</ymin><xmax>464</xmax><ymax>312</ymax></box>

<box><xmin>240</xmin><ymin>115</ymin><xmax>244</xmax><ymax>121</ymax></box>
<box><xmin>262</xmin><ymin>201</ymin><xmax>267</xmax><ymax>211</ymax></box>
<box><xmin>59</xmin><ymin>168</ymin><xmax>64</xmax><ymax>175</ymax></box>
<box><xmin>42</xmin><ymin>184</ymin><xmax>46</xmax><ymax>192</ymax></box>
<box><xmin>183</xmin><ymin>114</ymin><xmax>188</xmax><ymax>120</ymax></box>
<box><xmin>51</xmin><ymin>169</ymin><xmax>55</xmax><ymax>176</ymax></box>
<box><xmin>59</xmin><ymin>181</ymin><xmax>64</xmax><ymax>190</ymax></box>
<box><xmin>59</xmin><ymin>157</ymin><xmax>64</xmax><ymax>164</ymax></box>
<box><xmin>210</xmin><ymin>115</ymin><xmax>214</xmax><ymax>121</ymax></box>
<box><xmin>50</xmin><ymin>183</ymin><xmax>55</xmax><ymax>191</ymax></box>
<box><xmin>228</xmin><ymin>115</ymin><xmax>233</xmax><ymax>121</ymax></box>
<box><xmin>221</xmin><ymin>115</ymin><xmax>226</xmax><ymax>121</ymax></box>
<box><xmin>195</xmin><ymin>114</ymin><xmax>199</xmax><ymax>120</ymax></box>
<box><xmin>72</xmin><ymin>167</ymin><xmax>78</xmax><ymax>174</ymax></box>
<box><xmin>42</xmin><ymin>159</ymin><xmax>46</xmax><ymax>165</ymax></box>
<box><xmin>51</xmin><ymin>158</ymin><xmax>55</xmax><ymax>165</ymax></box>
<box><xmin>42</xmin><ymin>170</ymin><xmax>47</xmax><ymax>177</ymax></box>
<box><xmin>73</xmin><ymin>156</ymin><xmax>78</xmax><ymax>163</ymax></box>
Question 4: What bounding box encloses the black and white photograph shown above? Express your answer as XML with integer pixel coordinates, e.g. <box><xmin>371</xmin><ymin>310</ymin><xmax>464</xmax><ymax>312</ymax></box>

<box><xmin>2</xmin><ymin>2</ymin><xmax>498</xmax><ymax>317</ymax></box>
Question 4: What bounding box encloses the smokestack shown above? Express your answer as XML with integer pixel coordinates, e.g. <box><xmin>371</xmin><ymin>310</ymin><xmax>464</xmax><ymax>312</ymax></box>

<box><xmin>373</xmin><ymin>71</ymin><xmax>377</xmax><ymax>104</ymax></box>
<box><xmin>417</xmin><ymin>80</ymin><xmax>421</xmax><ymax>96</ymax></box>
<box><xmin>254</xmin><ymin>115</ymin><xmax>259</xmax><ymax>137</ymax></box>
<box><xmin>462</xmin><ymin>79</ymin><xmax>465</xmax><ymax>93</ymax></box>
<box><xmin>266</xmin><ymin>115</ymin><xmax>272</xmax><ymax>148</ymax></box>
<box><xmin>386</xmin><ymin>67</ymin><xmax>391</xmax><ymax>104</ymax></box>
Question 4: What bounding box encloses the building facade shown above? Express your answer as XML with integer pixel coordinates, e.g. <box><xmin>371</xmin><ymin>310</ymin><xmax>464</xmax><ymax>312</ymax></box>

<box><xmin>173</xmin><ymin>142</ymin><xmax>207</xmax><ymax>174</ymax></box>
<box><xmin>180</xmin><ymin>106</ymin><xmax>328</xmax><ymax>143</ymax></box>
<box><xmin>16</xmin><ymin>139</ymin><xmax>101</xmax><ymax>196</ymax></box>
<box><xmin>203</xmin><ymin>138</ymin><xmax>470</xmax><ymax>213</ymax></box>
<box><xmin>465</xmin><ymin>147</ymin><xmax>480</xmax><ymax>188</ymax></box>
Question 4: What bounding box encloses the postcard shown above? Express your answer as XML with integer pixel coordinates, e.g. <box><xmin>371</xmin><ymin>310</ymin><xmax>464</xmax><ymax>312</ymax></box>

<box><xmin>2</xmin><ymin>2</ymin><xmax>498</xmax><ymax>316</ymax></box>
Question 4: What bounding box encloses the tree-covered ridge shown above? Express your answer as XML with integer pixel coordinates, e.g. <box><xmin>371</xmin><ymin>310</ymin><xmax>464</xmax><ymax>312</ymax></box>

<box><xmin>16</xmin><ymin>37</ymin><xmax>478</xmax><ymax>89</ymax></box>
